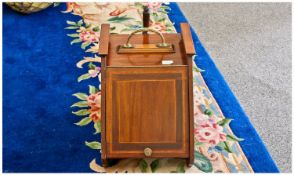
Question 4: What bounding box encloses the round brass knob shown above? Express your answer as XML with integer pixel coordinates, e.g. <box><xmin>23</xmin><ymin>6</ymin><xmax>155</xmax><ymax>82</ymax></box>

<box><xmin>144</xmin><ymin>147</ymin><xmax>152</xmax><ymax>157</ymax></box>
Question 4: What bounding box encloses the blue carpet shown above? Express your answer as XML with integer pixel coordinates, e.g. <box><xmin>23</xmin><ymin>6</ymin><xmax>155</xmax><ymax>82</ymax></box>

<box><xmin>3</xmin><ymin>4</ymin><xmax>100</xmax><ymax>172</ymax></box>
<box><xmin>3</xmin><ymin>3</ymin><xmax>279</xmax><ymax>173</ymax></box>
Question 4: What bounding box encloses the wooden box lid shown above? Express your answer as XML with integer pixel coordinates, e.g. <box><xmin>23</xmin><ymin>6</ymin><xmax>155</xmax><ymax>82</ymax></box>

<box><xmin>99</xmin><ymin>23</ymin><xmax>196</xmax><ymax>68</ymax></box>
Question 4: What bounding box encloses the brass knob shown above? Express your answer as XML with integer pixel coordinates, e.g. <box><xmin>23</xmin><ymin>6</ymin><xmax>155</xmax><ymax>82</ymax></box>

<box><xmin>144</xmin><ymin>147</ymin><xmax>152</xmax><ymax>157</ymax></box>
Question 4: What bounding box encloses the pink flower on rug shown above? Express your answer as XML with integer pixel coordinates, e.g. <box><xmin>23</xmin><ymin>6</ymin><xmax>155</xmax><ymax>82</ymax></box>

<box><xmin>79</xmin><ymin>31</ymin><xmax>99</xmax><ymax>43</ymax></box>
<box><xmin>87</xmin><ymin>92</ymin><xmax>101</xmax><ymax>122</ymax></box>
<box><xmin>89</xmin><ymin>111</ymin><xmax>101</xmax><ymax>122</ymax></box>
<box><xmin>194</xmin><ymin>115</ymin><xmax>226</xmax><ymax>145</ymax></box>
<box><xmin>108</xmin><ymin>3</ymin><xmax>135</xmax><ymax>16</ymax></box>
<box><xmin>195</xmin><ymin>114</ymin><xmax>210</xmax><ymax>126</ymax></box>
<box><xmin>87</xmin><ymin>92</ymin><xmax>101</xmax><ymax>110</ymax></box>
<box><xmin>63</xmin><ymin>2</ymin><xmax>82</xmax><ymax>15</ymax></box>
<box><xmin>88</xmin><ymin>67</ymin><xmax>101</xmax><ymax>78</ymax></box>
<box><xmin>109</xmin><ymin>9</ymin><xmax>127</xmax><ymax>16</ymax></box>
<box><xmin>150</xmin><ymin>22</ymin><xmax>167</xmax><ymax>32</ymax></box>
<box><xmin>145</xmin><ymin>2</ymin><xmax>162</xmax><ymax>11</ymax></box>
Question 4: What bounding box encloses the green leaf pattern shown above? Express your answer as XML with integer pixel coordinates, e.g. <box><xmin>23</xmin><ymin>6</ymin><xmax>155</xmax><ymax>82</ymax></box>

<box><xmin>85</xmin><ymin>141</ymin><xmax>101</xmax><ymax>149</ymax></box>
<box><xmin>94</xmin><ymin>121</ymin><xmax>101</xmax><ymax>134</ymax></box>
<box><xmin>89</xmin><ymin>85</ymin><xmax>97</xmax><ymax>94</ymax></box>
<box><xmin>75</xmin><ymin>117</ymin><xmax>92</xmax><ymax>126</ymax></box>
<box><xmin>150</xmin><ymin>159</ymin><xmax>160</xmax><ymax>173</ymax></box>
<box><xmin>77</xmin><ymin>73</ymin><xmax>91</xmax><ymax>82</ymax></box>
<box><xmin>139</xmin><ymin>159</ymin><xmax>148</xmax><ymax>173</ymax></box>
<box><xmin>72</xmin><ymin>93</ymin><xmax>88</xmax><ymax>100</ymax></box>
<box><xmin>194</xmin><ymin>151</ymin><xmax>213</xmax><ymax>173</ymax></box>
<box><xmin>71</xmin><ymin>101</ymin><xmax>88</xmax><ymax>108</ymax></box>
<box><xmin>72</xmin><ymin>109</ymin><xmax>90</xmax><ymax>116</ymax></box>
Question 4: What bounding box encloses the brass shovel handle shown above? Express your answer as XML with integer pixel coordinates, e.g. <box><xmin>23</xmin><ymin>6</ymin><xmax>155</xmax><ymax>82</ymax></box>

<box><xmin>122</xmin><ymin>28</ymin><xmax>170</xmax><ymax>48</ymax></box>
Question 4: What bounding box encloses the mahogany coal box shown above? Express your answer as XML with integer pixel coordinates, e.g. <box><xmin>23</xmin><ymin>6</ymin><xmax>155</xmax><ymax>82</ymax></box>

<box><xmin>98</xmin><ymin>22</ymin><xmax>196</xmax><ymax>167</ymax></box>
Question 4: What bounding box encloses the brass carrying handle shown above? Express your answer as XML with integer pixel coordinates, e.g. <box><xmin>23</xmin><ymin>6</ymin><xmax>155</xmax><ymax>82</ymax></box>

<box><xmin>122</xmin><ymin>28</ymin><xmax>170</xmax><ymax>48</ymax></box>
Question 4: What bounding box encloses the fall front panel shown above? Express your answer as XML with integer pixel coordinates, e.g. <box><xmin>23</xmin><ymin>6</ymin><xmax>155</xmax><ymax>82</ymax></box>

<box><xmin>105</xmin><ymin>67</ymin><xmax>189</xmax><ymax>158</ymax></box>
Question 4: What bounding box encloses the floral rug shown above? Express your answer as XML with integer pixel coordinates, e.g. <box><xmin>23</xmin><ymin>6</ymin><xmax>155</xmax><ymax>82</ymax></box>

<box><xmin>64</xmin><ymin>2</ymin><xmax>253</xmax><ymax>173</ymax></box>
